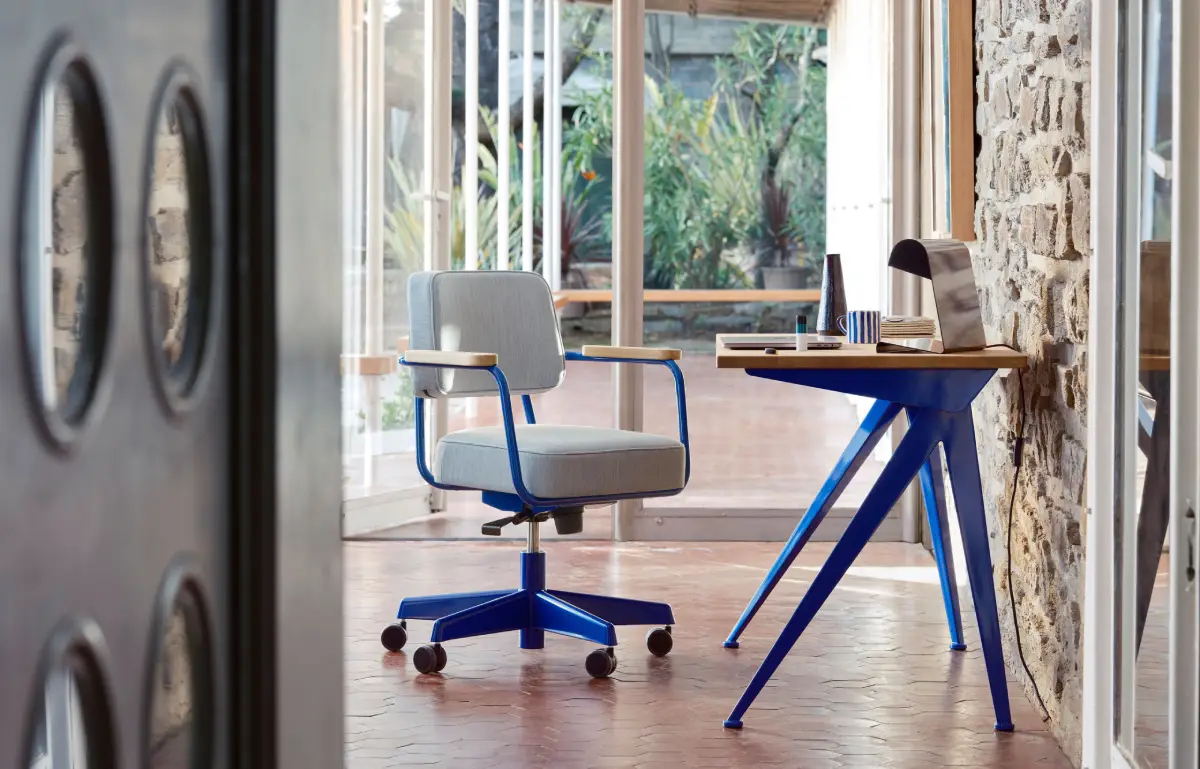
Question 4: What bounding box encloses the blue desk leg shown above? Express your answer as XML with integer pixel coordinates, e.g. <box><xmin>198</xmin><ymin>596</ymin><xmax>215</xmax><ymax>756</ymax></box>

<box><xmin>919</xmin><ymin>447</ymin><xmax>967</xmax><ymax>651</ymax></box>
<box><xmin>723</xmin><ymin>400</ymin><xmax>902</xmax><ymax>649</ymax></box>
<box><xmin>723</xmin><ymin>408</ymin><xmax>944</xmax><ymax>729</ymax></box>
<box><xmin>943</xmin><ymin>409</ymin><xmax>1015</xmax><ymax>732</ymax></box>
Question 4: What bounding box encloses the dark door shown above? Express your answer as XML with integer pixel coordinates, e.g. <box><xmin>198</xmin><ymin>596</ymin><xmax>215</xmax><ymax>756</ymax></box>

<box><xmin>0</xmin><ymin>1</ymin><xmax>344</xmax><ymax>768</ymax></box>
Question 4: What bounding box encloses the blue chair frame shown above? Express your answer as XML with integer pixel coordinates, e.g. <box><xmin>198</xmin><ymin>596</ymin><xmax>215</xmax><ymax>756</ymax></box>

<box><xmin>717</xmin><ymin>367</ymin><xmax>1014</xmax><ymax>732</ymax></box>
<box><xmin>391</xmin><ymin>352</ymin><xmax>690</xmax><ymax>652</ymax></box>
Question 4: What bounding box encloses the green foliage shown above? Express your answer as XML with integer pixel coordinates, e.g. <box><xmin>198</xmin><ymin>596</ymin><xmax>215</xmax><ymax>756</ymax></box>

<box><xmin>641</xmin><ymin>82</ymin><xmax>755</xmax><ymax>288</ymax></box>
<box><xmin>381</xmin><ymin>392</ymin><xmax>415</xmax><ymax>431</ymax></box>
<box><xmin>564</xmin><ymin>19</ymin><xmax>827</xmax><ymax>288</ymax></box>
<box><xmin>382</xmin><ymin>368</ymin><xmax>416</xmax><ymax>431</ymax></box>
<box><xmin>384</xmin><ymin>16</ymin><xmax>826</xmax><ymax>289</ymax></box>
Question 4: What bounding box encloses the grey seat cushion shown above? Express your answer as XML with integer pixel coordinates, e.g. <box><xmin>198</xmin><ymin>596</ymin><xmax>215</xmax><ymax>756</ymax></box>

<box><xmin>435</xmin><ymin>425</ymin><xmax>686</xmax><ymax>500</ymax></box>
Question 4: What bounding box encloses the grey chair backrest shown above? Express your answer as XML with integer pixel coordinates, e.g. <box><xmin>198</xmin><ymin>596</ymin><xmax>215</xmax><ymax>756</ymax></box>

<box><xmin>408</xmin><ymin>270</ymin><xmax>566</xmax><ymax>398</ymax></box>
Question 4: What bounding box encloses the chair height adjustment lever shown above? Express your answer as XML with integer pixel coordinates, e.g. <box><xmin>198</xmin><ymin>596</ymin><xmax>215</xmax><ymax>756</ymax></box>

<box><xmin>481</xmin><ymin>515</ymin><xmax>519</xmax><ymax>536</ymax></box>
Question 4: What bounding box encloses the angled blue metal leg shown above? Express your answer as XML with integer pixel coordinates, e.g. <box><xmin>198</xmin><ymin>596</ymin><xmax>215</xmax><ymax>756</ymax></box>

<box><xmin>723</xmin><ymin>408</ymin><xmax>946</xmax><ymax>729</ymax></box>
<box><xmin>546</xmin><ymin>590</ymin><xmax>675</xmax><ymax>626</ymax></box>
<box><xmin>943</xmin><ymin>409</ymin><xmax>1014</xmax><ymax>732</ymax></box>
<box><xmin>535</xmin><ymin>593</ymin><xmax>618</xmax><ymax>645</ymax></box>
<box><xmin>918</xmin><ymin>445</ymin><xmax>967</xmax><ymax>651</ymax></box>
<box><xmin>723</xmin><ymin>399</ymin><xmax>903</xmax><ymax>649</ymax></box>
<box><xmin>397</xmin><ymin>590</ymin><xmax>516</xmax><ymax>620</ymax></box>
<box><xmin>430</xmin><ymin>590</ymin><xmax>532</xmax><ymax>643</ymax></box>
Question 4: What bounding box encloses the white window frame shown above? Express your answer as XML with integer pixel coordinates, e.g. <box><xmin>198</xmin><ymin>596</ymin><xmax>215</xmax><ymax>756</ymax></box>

<box><xmin>1084</xmin><ymin>1</ymin><xmax>1199</xmax><ymax>767</ymax></box>
<box><xmin>464</xmin><ymin>0</ymin><xmax>480</xmax><ymax>270</ymax></box>
<box><xmin>611</xmin><ymin>0</ymin><xmax>646</xmax><ymax>539</ymax></box>
<box><xmin>497</xmin><ymin>0</ymin><xmax>512</xmax><ymax>269</ymax></box>
<box><xmin>520</xmin><ymin>0</ymin><xmax>535</xmax><ymax>271</ymax></box>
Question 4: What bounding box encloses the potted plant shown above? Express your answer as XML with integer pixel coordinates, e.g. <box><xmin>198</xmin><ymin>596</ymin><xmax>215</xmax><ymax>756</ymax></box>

<box><xmin>758</xmin><ymin>180</ymin><xmax>806</xmax><ymax>290</ymax></box>
<box><xmin>533</xmin><ymin>188</ymin><xmax>604</xmax><ymax>318</ymax></box>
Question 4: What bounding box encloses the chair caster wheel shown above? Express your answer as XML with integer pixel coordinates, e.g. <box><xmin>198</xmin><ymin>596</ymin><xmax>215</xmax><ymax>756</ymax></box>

<box><xmin>646</xmin><ymin>626</ymin><xmax>673</xmax><ymax>657</ymax></box>
<box><xmin>586</xmin><ymin>647</ymin><xmax>617</xmax><ymax>679</ymax></box>
<box><xmin>381</xmin><ymin>621</ymin><xmax>407</xmax><ymax>652</ymax></box>
<box><xmin>413</xmin><ymin>643</ymin><xmax>447</xmax><ymax>674</ymax></box>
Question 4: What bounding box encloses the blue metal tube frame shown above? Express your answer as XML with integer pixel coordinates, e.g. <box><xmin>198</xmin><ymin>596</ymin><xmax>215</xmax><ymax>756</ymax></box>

<box><xmin>719</xmin><ymin>367</ymin><xmax>1014</xmax><ymax>733</ymax></box>
<box><xmin>401</xmin><ymin>354</ymin><xmax>690</xmax><ymax>509</ymax></box>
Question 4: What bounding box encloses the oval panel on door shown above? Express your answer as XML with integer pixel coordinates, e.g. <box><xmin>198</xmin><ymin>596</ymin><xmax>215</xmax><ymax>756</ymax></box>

<box><xmin>23</xmin><ymin>620</ymin><xmax>118</xmax><ymax>769</ymax></box>
<box><xmin>143</xmin><ymin>77</ymin><xmax>214</xmax><ymax>408</ymax></box>
<box><xmin>17</xmin><ymin>50</ymin><xmax>115</xmax><ymax>446</ymax></box>
<box><xmin>145</xmin><ymin>567</ymin><xmax>214</xmax><ymax>769</ymax></box>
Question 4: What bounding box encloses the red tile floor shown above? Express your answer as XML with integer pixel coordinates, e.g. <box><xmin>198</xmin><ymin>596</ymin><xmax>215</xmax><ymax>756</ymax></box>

<box><xmin>1132</xmin><ymin>554</ymin><xmax>1170</xmax><ymax>769</ymax></box>
<box><xmin>345</xmin><ymin>539</ymin><xmax>1075</xmax><ymax>768</ymax></box>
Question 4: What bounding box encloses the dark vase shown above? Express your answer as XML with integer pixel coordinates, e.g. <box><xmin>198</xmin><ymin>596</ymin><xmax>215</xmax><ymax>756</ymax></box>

<box><xmin>816</xmin><ymin>253</ymin><xmax>847</xmax><ymax>334</ymax></box>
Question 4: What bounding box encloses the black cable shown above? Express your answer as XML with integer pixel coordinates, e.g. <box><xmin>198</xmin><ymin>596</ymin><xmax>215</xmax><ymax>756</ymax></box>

<box><xmin>1007</xmin><ymin>372</ymin><xmax>1052</xmax><ymax>722</ymax></box>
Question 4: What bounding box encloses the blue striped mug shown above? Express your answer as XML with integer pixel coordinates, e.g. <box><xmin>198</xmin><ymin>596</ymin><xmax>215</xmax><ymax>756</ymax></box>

<box><xmin>837</xmin><ymin>310</ymin><xmax>881</xmax><ymax>344</ymax></box>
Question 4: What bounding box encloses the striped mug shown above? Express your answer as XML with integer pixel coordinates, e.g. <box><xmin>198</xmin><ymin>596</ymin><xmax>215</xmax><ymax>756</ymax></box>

<box><xmin>837</xmin><ymin>310</ymin><xmax>881</xmax><ymax>344</ymax></box>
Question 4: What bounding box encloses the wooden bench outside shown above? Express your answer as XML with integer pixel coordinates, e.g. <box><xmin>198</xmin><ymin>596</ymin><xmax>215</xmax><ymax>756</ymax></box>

<box><xmin>552</xmin><ymin>288</ymin><xmax>821</xmax><ymax>310</ymax></box>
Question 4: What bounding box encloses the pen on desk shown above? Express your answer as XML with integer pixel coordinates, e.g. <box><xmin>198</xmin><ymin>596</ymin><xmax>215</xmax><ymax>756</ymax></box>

<box><xmin>795</xmin><ymin>314</ymin><xmax>808</xmax><ymax>352</ymax></box>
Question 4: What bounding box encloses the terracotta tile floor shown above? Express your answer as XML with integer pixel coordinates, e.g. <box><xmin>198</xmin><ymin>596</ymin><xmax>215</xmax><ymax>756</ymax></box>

<box><xmin>1132</xmin><ymin>555</ymin><xmax>1170</xmax><ymax>768</ymax></box>
<box><xmin>345</xmin><ymin>540</ymin><xmax>1073</xmax><ymax>768</ymax></box>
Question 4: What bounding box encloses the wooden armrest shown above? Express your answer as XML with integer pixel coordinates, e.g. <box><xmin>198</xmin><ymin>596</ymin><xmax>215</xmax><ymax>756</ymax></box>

<box><xmin>403</xmin><ymin>350</ymin><xmax>498</xmax><ymax>367</ymax></box>
<box><xmin>580</xmin><ymin>345</ymin><xmax>682</xmax><ymax>361</ymax></box>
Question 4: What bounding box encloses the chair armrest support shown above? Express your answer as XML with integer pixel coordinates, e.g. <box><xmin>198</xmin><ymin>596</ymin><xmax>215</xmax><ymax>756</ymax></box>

<box><xmin>564</xmin><ymin>351</ymin><xmax>690</xmax><ymax>485</ymax></box>
<box><xmin>402</xmin><ymin>350</ymin><xmax>498</xmax><ymax>368</ymax></box>
<box><xmin>580</xmin><ymin>345</ymin><xmax>682</xmax><ymax>361</ymax></box>
<box><xmin>410</xmin><ymin>361</ymin><xmax>537</xmax><ymax>503</ymax></box>
<box><xmin>412</xmin><ymin>350</ymin><xmax>691</xmax><ymax>508</ymax></box>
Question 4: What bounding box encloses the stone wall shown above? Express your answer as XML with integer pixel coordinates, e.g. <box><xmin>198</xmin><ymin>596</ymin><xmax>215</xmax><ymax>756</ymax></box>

<box><xmin>148</xmin><ymin>608</ymin><xmax>195</xmax><ymax>756</ymax></box>
<box><xmin>973</xmin><ymin>0</ymin><xmax>1090</xmax><ymax>762</ymax></box>
<box><xmin>51</xmin><ymin>85</ymin><xmax>87</xmax><ymax>401</ymax></box>
<box><xmin>147</xmin><ymin>104</ymin><xmax>191</xmax><ymax>366</ymax></box>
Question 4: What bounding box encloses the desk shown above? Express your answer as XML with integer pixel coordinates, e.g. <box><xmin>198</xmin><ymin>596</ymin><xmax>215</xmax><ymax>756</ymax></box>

<box><xmin>715</xmin><ymin>338</ymin><xmax>1028</xmax><ymax>730</ymax></box>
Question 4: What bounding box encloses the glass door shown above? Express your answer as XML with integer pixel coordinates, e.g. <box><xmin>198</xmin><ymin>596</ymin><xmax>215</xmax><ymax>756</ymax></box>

<box><xmin>340</xmin><ymin>0</ymin><xmax>437</xmax><ymax>535</ymax></box>
<box><xmin>1086</xmin><ymin>1</ymin><xmax>1199</xmax><ymax>767</ymax></box>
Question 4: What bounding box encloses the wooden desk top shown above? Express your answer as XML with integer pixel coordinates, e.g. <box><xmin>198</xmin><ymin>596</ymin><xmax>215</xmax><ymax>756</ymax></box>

<box><xmin>715</xmin><ymin>336</ymin><xmax>1029</xmax><ymax>370</ymax></box>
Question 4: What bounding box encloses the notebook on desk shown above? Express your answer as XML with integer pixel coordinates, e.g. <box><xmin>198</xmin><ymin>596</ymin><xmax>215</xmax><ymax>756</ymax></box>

<box><xmin>721</xmin><ymin>334</ymin><xmax>842</xmax><ymax>350</ymax></box>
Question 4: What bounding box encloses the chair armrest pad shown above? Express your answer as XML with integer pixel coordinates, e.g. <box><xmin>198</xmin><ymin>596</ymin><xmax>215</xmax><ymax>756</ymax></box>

<box><xmin>403</xmin><ymin>350</ymin><xmax>498</xmax><ymax>367</ymax></box>
<box><xmin>580</xmin><ymin>345</ymin><xmax>682</xmax><ymax>361</ymax></box>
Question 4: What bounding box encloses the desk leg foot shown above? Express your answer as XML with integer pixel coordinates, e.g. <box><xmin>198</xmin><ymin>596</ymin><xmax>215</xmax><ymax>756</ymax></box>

<box><xmin>945</xmin><ymin>410</ymin><xmax>1015</xmax><ymax>733</ymax></box>
<box><xmin>995</xmin><ymin>722</ymin><xmax>1015</xmax><ymax>733</ymax></box>
<box><xmin>949</xmin><ymin>643</ymin><xmax>967</xmax><ymax>652</ymax></box>
<box><xmin>723</xmin><ymin>719</ymin><xmax>743</xmax><ymax>730</ymax></box>
<box><xmin>723</xmin><ymin>640</ymin><xmax>740</xmax><ymax>649</ymax></box>
<box><xmin>918</xmin><ymin>446</ymin><xmax>967</xmax><ymax>651</ymax></box>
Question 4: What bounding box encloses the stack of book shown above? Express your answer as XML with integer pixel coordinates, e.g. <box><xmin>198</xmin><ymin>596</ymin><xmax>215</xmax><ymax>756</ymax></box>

<box><xmin>880</xmin><ymin>316</ymin><xmax>937</xmax><ymax>339</ymax></box>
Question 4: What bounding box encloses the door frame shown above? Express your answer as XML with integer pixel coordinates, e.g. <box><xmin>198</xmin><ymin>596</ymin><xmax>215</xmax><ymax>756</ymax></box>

<box><xmin>1083</xmin><ymin>0</ymin><xmax>1199</xmax><ymax>767</ymax></box>
<box><xmin>233</xmin><ymin>0</ymin><xmax>343</xmax><ymax>766</ymax></box>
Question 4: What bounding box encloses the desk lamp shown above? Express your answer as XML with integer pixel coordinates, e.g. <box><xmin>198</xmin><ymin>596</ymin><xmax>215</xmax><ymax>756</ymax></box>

<box><xmin>886</xmin><ymin>238</ymin><xmax>986</xmax><ymax>353</ymax></box>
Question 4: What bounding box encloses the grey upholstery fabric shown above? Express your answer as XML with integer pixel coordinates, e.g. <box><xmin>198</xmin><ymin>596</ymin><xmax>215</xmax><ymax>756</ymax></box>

<box><xmin>435</xmin><ymin>425</ymin><xmax>686</xmax><ymax>499</ymax></box>
<box><xmin>408</xmin><ymin>271</ymin><xmax>566</xmax><ymax>397</ymax></box>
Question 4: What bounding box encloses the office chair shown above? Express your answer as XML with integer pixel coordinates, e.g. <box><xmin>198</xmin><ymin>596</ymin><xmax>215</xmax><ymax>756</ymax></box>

<box><xmin>380</xmin><ymin>270</ymin><xmax>691</xmax><ymax>678</ymax></box>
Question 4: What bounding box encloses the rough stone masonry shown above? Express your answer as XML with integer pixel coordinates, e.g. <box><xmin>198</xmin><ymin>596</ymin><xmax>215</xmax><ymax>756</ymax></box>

<box><xmin>973</xmin><ymin>0</ymin><xmax>1089</xmax><ymax>763</ymax></box>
